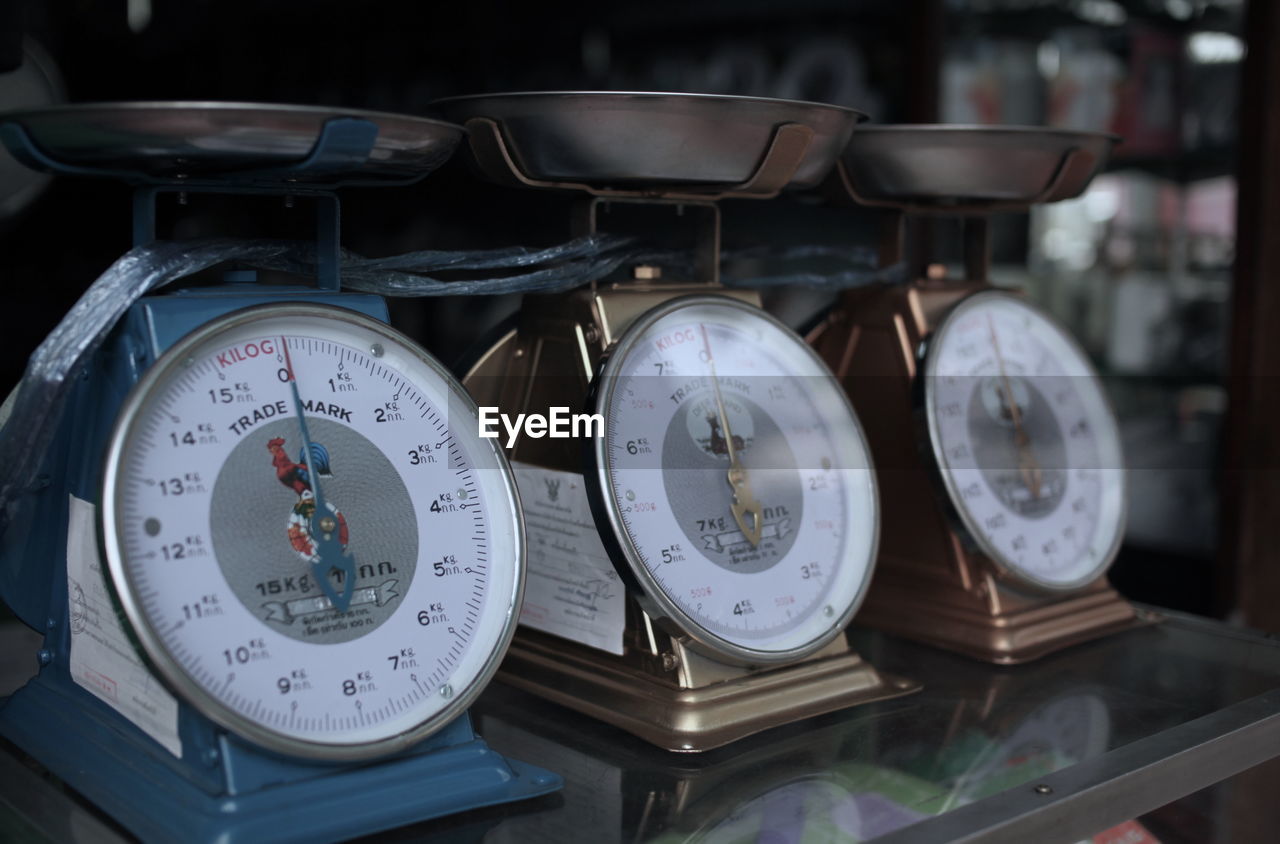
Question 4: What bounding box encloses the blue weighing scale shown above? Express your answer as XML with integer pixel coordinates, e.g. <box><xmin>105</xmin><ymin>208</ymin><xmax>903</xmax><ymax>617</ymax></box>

<box><xmin>0</xmin><ymin>102</ymin><xmax>560</xmax><ymax>843</ymax></box>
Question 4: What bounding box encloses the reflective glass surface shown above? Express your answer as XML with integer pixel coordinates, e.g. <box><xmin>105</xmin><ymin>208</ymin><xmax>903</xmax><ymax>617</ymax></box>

<box><xmin>3</xmin><ymin>613</ymin><xmax>1279</xmax><ymax>842</ymax></box>
<box><xmin>462</xmin><ymin>612</ymin><xmax>1280</xmax><ymax>842</ymax></box>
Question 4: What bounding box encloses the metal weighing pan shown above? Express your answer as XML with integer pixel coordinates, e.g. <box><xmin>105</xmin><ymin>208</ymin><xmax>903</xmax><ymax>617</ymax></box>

<box><xmin>431</xmin><ymin>91</ymin><xmax>865</xmax><ymax>192</ymax></box>
<box><xmin>840</xmin><ymin>125</ymin><xmax>1119</xmax><ymax>210</ymax></box>
<box><xmin>0</xmin><ymin>102</ymin><xmax>463</xmax><ymax>181</ymax></box>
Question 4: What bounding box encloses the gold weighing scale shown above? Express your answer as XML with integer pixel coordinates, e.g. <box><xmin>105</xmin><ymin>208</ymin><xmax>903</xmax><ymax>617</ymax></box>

<box><xmin>433</xmin><ymin>91</ymin><xmax>919</xmax><ymax>751</ymax></box>
<box><xmin>807</xmin><ymin>125</ymin><xmax>1154</xmax><ymax>664</ymax></box>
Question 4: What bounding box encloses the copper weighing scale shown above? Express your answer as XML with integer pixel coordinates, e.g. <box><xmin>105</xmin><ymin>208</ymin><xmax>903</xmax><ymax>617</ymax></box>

<box><xmin>434</xmin><ymin>91</ymin><xmax>918</xmax><ymax>751</ymax></box>
<box><xmin>0</xmin><ymin>102</ymin><xmax>559</xmax><ymax>842</ymax></box>
<box><xmin>807</xmin><ymin>125</ymin><xmax>1153</xmax><ymax>664</ymax></box>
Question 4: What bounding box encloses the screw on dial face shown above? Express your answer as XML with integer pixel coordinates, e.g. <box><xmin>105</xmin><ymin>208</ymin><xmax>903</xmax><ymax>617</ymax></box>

<box><xmin>592</xmin><ymin>296</ymin><xmax>879</xmax><ymax>664</ymax></box>
<box><xmin>924</xmin><ymin>291</ymin><xmax>1126</xmax><ymax>591</ymax></box>
<box><xmin>101</xmin><ymin>304</ymin><xmax>523</xmax><ymax>760</ymax></box>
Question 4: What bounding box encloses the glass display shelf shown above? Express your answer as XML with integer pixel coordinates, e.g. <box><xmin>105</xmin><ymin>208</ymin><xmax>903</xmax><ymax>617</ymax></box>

<box><xmin>2</xmin><ymin>609</ymin><xmax>1279</xmax><ymax>842</ymax></box>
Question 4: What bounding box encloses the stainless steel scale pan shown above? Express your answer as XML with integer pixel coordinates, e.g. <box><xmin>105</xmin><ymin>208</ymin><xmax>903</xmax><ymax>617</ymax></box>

<box><xmin>432</xmin><ymin>91</ymin><xmax>865</xmax><ymax>192</ymax></box>
<box><xmin>0</xmin><ymin>101</ymin><xmax>462</xmax><ymax>180</ymax></box>
<box><xmin>840</xmin><ymin>125</ymin><xmax>1118</xmax><ymax>209</ymax></box>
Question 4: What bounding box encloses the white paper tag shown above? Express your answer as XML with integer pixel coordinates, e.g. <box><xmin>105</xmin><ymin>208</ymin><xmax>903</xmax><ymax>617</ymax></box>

<box><xmin>67</xmin><ymin>495</ymin><xmax>183</xmax><ymax>757</ymax></box>
<box><xmin>512</xmin><ymin>463</ymin><xmax>626</xmax><ymax>655</ymax></box>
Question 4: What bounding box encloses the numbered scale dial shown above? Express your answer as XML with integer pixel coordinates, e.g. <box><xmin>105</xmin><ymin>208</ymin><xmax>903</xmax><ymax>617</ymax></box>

<box><xmin>102</xmin><ymin>304</ymin><xmax>524</xmax><ymax>760</ymax></box>
<box><xmin>589</xmin><ymin>296</ymin><xmax>879</xmax><ymax>664</ymax></box>
<box><xmin>923</xmin><ymin>291</ymin><xmax>1125</xmax><ymax>591</ymax></box>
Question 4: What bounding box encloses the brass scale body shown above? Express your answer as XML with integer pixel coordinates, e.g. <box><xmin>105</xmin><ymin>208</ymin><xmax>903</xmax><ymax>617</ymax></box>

<box><xmin>805</xmin><ymin>161</ymin><xmax>1154</xmax><ymax>665</ymax></box>
<box><xmin>461</xmin><ymin>118</ymin><xmax>915</xmax><ymax>752</ymax></box>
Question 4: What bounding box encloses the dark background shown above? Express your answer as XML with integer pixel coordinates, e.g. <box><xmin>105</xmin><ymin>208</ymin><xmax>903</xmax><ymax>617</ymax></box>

<box><xmin>0</xmin><ymin>0</ymin><xmax>1257</xmax><ymax>624</ymax></box>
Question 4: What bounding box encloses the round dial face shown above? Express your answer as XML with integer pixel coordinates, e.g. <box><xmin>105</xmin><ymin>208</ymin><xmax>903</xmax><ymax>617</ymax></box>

<box><xmin>924</xmin><ymin>291</ymin><xmax>1125</xmax><ymax>591</ymax></box>
<box><xmin>591</xmin><ymin>296</ymin><xmax>878</xmax><ymax>664</ymax></box>
<box><xmin>101</xmin><ymin>303</ymin><xmax>523</xmax><ymax>760</ymax></box>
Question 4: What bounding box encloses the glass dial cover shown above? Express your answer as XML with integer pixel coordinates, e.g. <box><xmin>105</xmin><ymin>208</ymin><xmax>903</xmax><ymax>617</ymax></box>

<box><xmin>101</xmin><ymin>303</ymin><xmax>524</xmax><ymax>760</ymax></box>
<box><xmin>590</xmin><ymin>296</ymin><xmax>879</xmax><ymax>664</ymax></box>
<box><xmin>923</xmin><ymin>291</ymin><xmax>1125</xmax><ymax>591</ymax></box>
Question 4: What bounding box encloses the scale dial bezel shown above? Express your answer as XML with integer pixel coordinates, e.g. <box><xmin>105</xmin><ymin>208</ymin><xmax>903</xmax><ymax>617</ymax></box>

<box><xmin>100</xmin><ymin>302</ymin><xmax>526</xmax><ymax>761</ymax></box>
<box><xmin>586</xmin><ymin>294</ymin><xmax>880</xmax><ymax>666</ymax></box>
<box><xmin>919</xmin><ymin>289</ymin><xmax>1127</xmax><ymax>593</ymax></box>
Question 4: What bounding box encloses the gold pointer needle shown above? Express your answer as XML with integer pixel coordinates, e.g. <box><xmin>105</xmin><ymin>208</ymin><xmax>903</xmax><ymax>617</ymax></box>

<box><xmin>700</xmin><ymin>324</ymin><xmax>763</xmax><ymax>548</ymax></box>
<box><xmin>986</xmin><ymin>315</ymin><xmax>1043</xmax><ymax>500</ymax></box>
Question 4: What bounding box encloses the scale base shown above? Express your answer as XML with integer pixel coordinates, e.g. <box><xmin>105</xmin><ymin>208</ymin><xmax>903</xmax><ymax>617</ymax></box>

<box><xmin>497</xmin><ymin>630</ymin><xmax>918</xmax><ymax>752</ymax></box>
<box><xmin>0</xmin><ymin>672</ymin><xmax>560</xmax><ymax>843</ymax></box>
<box><xmin>855</xmin><ymin>570</ymin><xmax>1158</xmax><ymax>664</ymax></box>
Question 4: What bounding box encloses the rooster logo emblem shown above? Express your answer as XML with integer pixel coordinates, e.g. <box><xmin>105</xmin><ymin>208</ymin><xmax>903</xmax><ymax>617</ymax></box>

<box><xmin>267</xmin><ymin>436</ymin><xmax>350</xmax><ymax>562</ymax></box>
<box><xmin>705</xmin><ymin>414</ymin><xmax>745</xmax><ymax>457</ymax></box>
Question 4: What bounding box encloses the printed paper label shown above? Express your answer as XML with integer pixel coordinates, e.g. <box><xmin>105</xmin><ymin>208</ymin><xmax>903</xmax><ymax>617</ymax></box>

<box><xmin>67</xmin><ymin>495</ymin><xmax>183</xmax><ymax>757</ymax></box>
<box><xmin>512</xmin><ymin>463</ymin><xmax>625</xmax><ymax>655</ymax></box>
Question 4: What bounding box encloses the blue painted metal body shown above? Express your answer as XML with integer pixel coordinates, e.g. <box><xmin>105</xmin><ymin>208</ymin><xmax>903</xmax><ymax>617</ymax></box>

<box><xmin>0</xmin><ymin>116</ymin><xmax>561</xmax><ymax>842</ymax></box>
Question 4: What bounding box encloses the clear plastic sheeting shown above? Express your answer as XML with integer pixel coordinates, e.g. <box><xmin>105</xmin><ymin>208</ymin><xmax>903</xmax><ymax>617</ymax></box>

<box><xmin>327</xmin><ymin>235</ymin><xmax>644</xmax><ymax>297</ymax></box>
<box><xmin>0</xmin><ymin>233</ymin><xmax>902</xmax><ymax>526</ymax></box>
<box><xmin>0</xmin><ymin>239</ymin><xmax>297</xmax><ymax>523</ymax></box>
<box><xmin>0</xmin><ymin>234</ymin><xmax>634</xmax><ymax>523</ymax></box>
<box><xmin>345</xmin><ymin>236</ymin><xmax>631</xmax><ymax>273</ymax></box>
